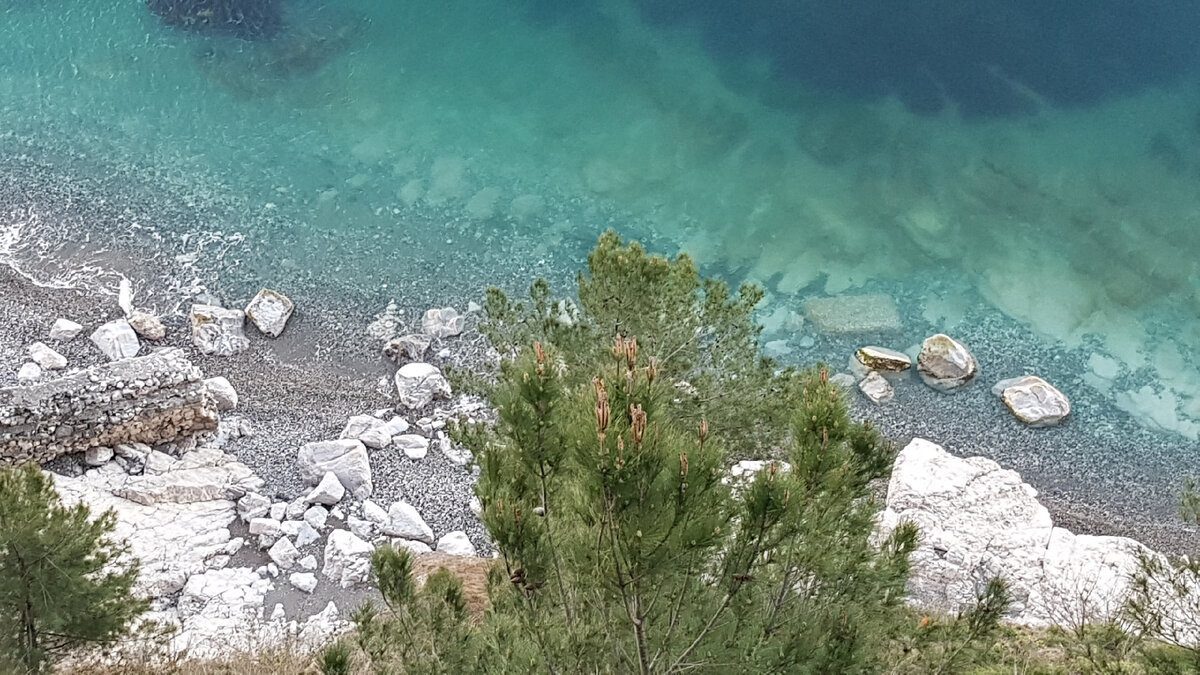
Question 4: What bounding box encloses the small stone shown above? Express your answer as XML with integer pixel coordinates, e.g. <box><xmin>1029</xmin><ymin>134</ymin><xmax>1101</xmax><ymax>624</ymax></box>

<box><xmin>190</xmin><ymin>304</ymin><xmax>249</xmax><ymax>357</ymax></box>
<box><xmin>269</xmin><ymin>502</ymin><xmax>287</xmax><ymax>521</ymax></box>
<box><xmin>267</xmin><ymin>563</ymin><xmax>279</xmax><ymax>577</ymax></box>
<box><xmin>245</xmin><ymin>289</ymin><xmax>295</xmax><ymax>338</ymax></box>
<box><xmin>380</xmin><ymin>416</ymin><xmax>410</xmax><ymax>436</ymax></box>
<box><xmin>269</xmin><ymin>536</ymin><xmax>300</xmax><ymax>569</ymax></box>
<box><xmin>305</xmin><ymin>471</ymin><xmax>346</xmax><ymax>506</ymax></box>
<box><xmin>238</xmin><ymin>492</ymin><xmax>272</xmax><ymax>522</ymax></box>
<box><xmin>28</xmin><ymin>342</ymin><xmax>67</xmax><ymax>370</ymax></box>
<box><xmin>381</xmin><ymin>500</ymin><xmax>434</xmax><ymax>543</ymax></box>
<box><xmin>297</xmin><ymin>439</ymin><xmax>373</xmax><ymax>499</ymax></box>
<box><xmin>304</xmin><ymin>505</ymin><xmax>329</xmax><ymax>531</ymax></box>
<box><xmin>294</xmin><ymin>523</ymin><xmax>320</xmax><ymax>548</ymax></box>
<box><xmin>383</xmin><ymin>334</ymin><xmax>433</xmax><ymax>364</ymax></box>
<box><xmin>858</xmin><ymin>371</ymin><xmax>895</xmax><ymax>404</ymax></box>
<box><xmin>17</xmin><ymin>362</ymin><xmax>41</xmax><ymax>384</ymax></box>
<box><xmin>249</xmin><ymin>518</ymin><xmax>283</xmax><ymax>537</ymax></box>
<box><xmin>286</xmin><ymin>498</ymin><xmax>308</xmax><ymax>520</ymax></box>
<box><xmin>128</xmin><ymin>311</ymin><xmax>167</xmax><ymax>341</ymax></box>
<box><xmin>469</xmin><ymin>496</ymin><xmax>483</xmax><ymax>518</ymax></box>
<box><xmin>1000</xmin><ymin>376</ymin><xmax>1071</xmax><ymax>427</ymax></box>
<box><xmin>298</xmin><ymin>555</ymin><xmax>318</xmax><ymax>571</ymax></box>
<box><xmin>90</xmin><ymin>319</ymin><xmax>140</xmax><ymax>361</ymax></box>
<box><xmin>49</xmin><ymin>318</ymin><xmax>83</xmax><ymax>340</ymax></box>
<box><xmin>347</xmin><ymin>515</ymin><xmax>374</xmax><ymax>540</ymax></box>
<box><xmin>917</xmin><ymin>334</ymin><xmax>978</xmax><ymax>392</ymax></box>
<box><xmin>84</xmin><ymin>446</ymin><xmax>114</xmax><ymax>466</ymax></box>
<box><xmin>436</xmin><ymin>531</ymin><xmax>477</xmax><ymax>556</ymax></box>
<box><xmin>362</xmin><ymin>500</ymin><xmax>388</xmax><ymax>525</ymax></box>
<box><xmin>341</xmin><ymin>415</ymin><xmax>384</xmax><ymax>440</ymax></box>
<box><xmin>855</xmin><ymin>346</ymin><xmax>912</xmax><ymax>372</ymax></box>
<box><xmin>421</xmin><ymin>307</ymin><xmax>464</xmax><ymax>338</ymax></box>
<box><xmin>394</xmin><ymin>362</ymin><xmax>452</xmax><ymax>409</ymax></box>
<box><xmin>359</xmin><ymin>427</ymin><xmax>392</xmax><ymax>450</ymax></box>
<box><xmin>289</xmin><ymin>572</ymin><xmax>318</xmax><ymax>593</ymax></box>
<box><xmin>394</xmin><ymin>434</ymin><xmax>429</xmax><ymax>459</ymax></box>
<box><xmin>204</xmin><ymin>377</ymin><xmax>239</xmax><ymax>411</ymax></box>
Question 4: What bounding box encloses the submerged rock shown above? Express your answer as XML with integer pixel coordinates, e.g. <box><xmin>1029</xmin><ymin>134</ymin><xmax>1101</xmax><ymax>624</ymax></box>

<box><xmin>858</xmin><ymin>371</ymin><xmax>894</xmax><ymax>404</ymax></box>
<box><xmin>917</xmin><ymin>333</ymin><xmax>977</xmax><ymax>391</ymax></box>
<box><xmin>855</xmin><ymin>345</ymin><xmax>911</xmax><ymax>372</ymax></box>
<box><xmin>999</xmin><ymin>375</ymin><xmax>1071</xmax><ymax>427</ymax></box>
<box><xmin>148</xmin><ymin>0</ymin><xmax>284</xmax><ymax>40</ymax></box>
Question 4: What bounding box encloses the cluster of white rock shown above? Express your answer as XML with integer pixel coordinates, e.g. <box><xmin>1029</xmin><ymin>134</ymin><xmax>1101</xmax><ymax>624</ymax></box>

<box><xmin>840</xmin><ymin>334</ymin><xmax>1071</xmax><ymax>427</ymax></box>
<box><xmin>875</xmin><ymin>438</ymin><xmax>1198</xmax><ymax>632</ymax></box>
<box><xmin>191</xmin><ymin>288</ymin><xmax>295</xmax><ymax>357</ymax></box>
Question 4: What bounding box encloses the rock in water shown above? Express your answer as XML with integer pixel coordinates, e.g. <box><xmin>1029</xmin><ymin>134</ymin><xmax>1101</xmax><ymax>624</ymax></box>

<box><xmin>1000</xmin><ymin>376</ymin><xmax>1071</xmax><ymax>427</ymax></box>
<box><xmin>90</xmin><ymin>319</ymin><xmax>141</xmax><ymax>361</ymax></box>
<box><xmin>147</xmin><ymin>0</ymin><xmax>284</xmax><ymax>40</ymax></box>
<box><xmin>917</xmin><ymin>334</ymin><xmax>978</xmax><ymax>392</ymax></box>
<box><xmin>245</xmin><ymin>288</ymin><xmax>294</xmax><ymax>338</ymax></box>
<box><xmin>855</xmin><ymin>346</ymin><xmax>911</xmax><ymax>372</ymax></box>
<box><xmin>129</xmin><ymin>311</ymin><xmax>167</xmax><ymax>341</ymax></box>
<box><xmin>191</xmin><ymin>304</ymin><xmax>250</xmax><ymax>357</ymax></box>
<box><xmin>858</xmin><ymin>371</ymin><xmax>894</xmax><ymax>404</ymax></box>
<box><xmin>394</xmin><ymin>362</ymin><xmax>452</xmax><ymax>409</ymax></box>
<box><xmin>422</xmin><ymin>307</ymin><xmax>464</xmax><ymax>338</ymax></box>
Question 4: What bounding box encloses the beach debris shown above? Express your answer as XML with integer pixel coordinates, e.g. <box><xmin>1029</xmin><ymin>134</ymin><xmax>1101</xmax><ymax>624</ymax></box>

<box><xmin>49</xmin><ymin>318</ymin><xmax>83</xmax><ymax>341</ymax></box>
<box><xmin>422</xmin><ymin>306</ymin><xmax>465</xmax><ymax>338</ymax></box>
<box><xmin>245</xmin><ymin>288</ymin><xmax>294</xmax><ymax>338</ymax></box>
<box><xmin>90</xmin><ymin>319</ymin><xmax>141</xmax><ymax>361</ymax></box>
<box><xmin>997</xmin><ymin>375</ymin><xmax>1071</xmax><ymax>427</ymax></box>
<box><xmin>27</xmin><ymin>342</ymin><xmax>67</xmax><ymax>370</ymax></box>
<box><xmin>917</xmin><ymin>333</ymin><xmax>978</xmax><ymax>392</ymax></box>
<box><xmin>190</xmin><ymin>304</ymin><xmax>250</xmax><ymax>357</ymax></box>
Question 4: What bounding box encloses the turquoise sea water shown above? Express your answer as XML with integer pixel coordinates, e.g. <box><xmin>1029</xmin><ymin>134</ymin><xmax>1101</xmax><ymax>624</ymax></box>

<box><xmin>2</xmin><ymin>2</ymin><xmax>1200</xmax><ymax>457</ymax></box>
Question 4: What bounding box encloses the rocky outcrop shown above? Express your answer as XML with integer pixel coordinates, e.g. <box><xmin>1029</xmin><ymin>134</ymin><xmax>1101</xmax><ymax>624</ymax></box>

<box><xmin>0</xmin><ymin>348</ymin><xmax>218</xmax><ymax>466</ymax></box>
<box><xmin>876</xmin><ymin>439</ymin><xmax>1148</xmax><ymax>627</ymax></box>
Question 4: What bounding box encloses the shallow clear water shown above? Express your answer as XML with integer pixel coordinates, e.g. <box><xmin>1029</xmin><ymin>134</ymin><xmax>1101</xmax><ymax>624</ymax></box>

<box><xmin>3</xmin><ymin>1</ymin><xmax>1200</xmax><ymax>447</ymax></box>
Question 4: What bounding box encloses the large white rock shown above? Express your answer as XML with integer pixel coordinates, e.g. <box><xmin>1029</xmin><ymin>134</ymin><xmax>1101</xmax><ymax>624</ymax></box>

<box><xmin>297</xmin><ymin>439</ymin><xmax>373</xmax><ymax>499</ymax></box>
<box><xmin>436</xmin><ymin>531</ymin><xmax>477</xmax><ymax>557</ymax></box>
<box><xmin>204</xmin><ymin>376</ymin><xmax>239</xmax><ymax>411</ymax></box>
<box><xmin>90</xmin><ymin>319</ymin><xmax>140</xmax><ymax>361</ymax></box>
<box><xmin>323</xmin><ymin>529</ymin><xmax>375</xmax><ymax>588</ymax></box>
<box><xmin>999</xmin><ymin>376</ymin><xmax>1071</xmax><ymax>427</ymax></box>
<box><xmin>340</xmin><ymin>415</ymin><xmax>384</xmax><ymax>440</ymax></box>
<box><xmin>28</xmin><ymin>341</ymin><xmax>67</xmax><ymax>370</ymax></box>
<box><xmin>875</xmin><ymin>439</ymin><xmax>1149</xmax><ymax>627</ymax></box>
<box><xmin>49</xmin><ymin>318</ymin><xmax>83</xmax><ymax>340</ymax></box>
<box><xmin>855</xmin><ymin>346</ymin><xmax>912</xmax><ymax>372</ymax></box>
<box><xmin>304</xmin><ymin>471</ymin><xmax>346</xmax><ymax>505</ymax></box>
<box><xmin>129</xmin><ymin>310</ymin><xmax>167</xmax><ymax>341</ymax></box>
<box><xmin>245</xmin><ymin>289</ymin><xmax>295</xmax><ymax>338</ymax></box>
<box><xmin>289</xmin><ymin>572</ymin><xmax>318</xmax><ymax>594</ymax></box>
<box><xmin>191</xmin><ymin>304</ymin><xmax>250</xmax><ymax>357</ymax></box>
<box><xmin>359</xmin><ymin>427</ymin><xmax>392</xmax><ymax>450</ymax></box>
<box><xmin>381</xmin><ymin>500</ymin><xmax>435</xmax><ymax>543</ymax></box>
<box><xmin>421</xmin><ymin>307</ymin><xmax>465</xmax><ymax>338</ymax></box>
<box><xmin>394</xmin><ymin>362</ymin><xmax>452</xmax><ymax>409</ymax></box>
<box><xmin>917</xmin><ymin>334</ymin><xmax>978</xmax><ymax>391</ymax></box>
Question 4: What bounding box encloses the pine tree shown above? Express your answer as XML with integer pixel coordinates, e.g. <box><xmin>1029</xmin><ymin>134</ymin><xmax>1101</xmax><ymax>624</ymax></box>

<box><xmin>0</xmin><ymin>464</ymin><xmax>147</xmax><ymax>672</ymax></box>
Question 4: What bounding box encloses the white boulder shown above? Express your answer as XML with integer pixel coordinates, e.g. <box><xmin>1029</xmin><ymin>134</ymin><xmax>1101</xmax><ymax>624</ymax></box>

<box><xmin>191</xmin><ymin>304</ymin><xmax>249</xmax><ymax>357</ymax></box>
<box><xmin>289</xmin><ymin>572</ymin><xmax>318</xmax><ymax>594</ymax></box>
<box><xmin>297</xmin><ymin>439</ymin><xmax>373</xmax><ymax>499</ymax></box>
<box><xmin>90</xmin><ymin>319</ymin><xmax>140</xmax><ymax>361</ymax></box>
<box><xmin>49</xmin><ymin>318</ymin><xmax>83</xmax><ymax>340</ymax></box>
<box><xmin>999</xmin><ymin>376</ymin><xmax>1071</xmax><ymax>427</ymax></box>
<box><xmin>381</xmin><ymin>500</ymin><xmax>434</xmax><ymax>543</ymax></box>
<box><xmin>323</xmin><ymin>529</ymin><xmax>375</xmax><ymax>588</ymax></box>
<box><xmin>245</xmin><ymin>289</ymin><xmax>295</xmax><ymax>338</ymax></box>
<box><xmin>394</xmin><ymin>362</ymin><xmax>452</xmax><ymax>409</ymax></box>
<box><xmin>269</xmin><ymin>536</ymin><xmax>300</xmax><ymax>570</ymax></box>
<box><xmin>394</xmin><ymin>434</ymin><xmax>430</xmax><ymax>459</ymax></box>
<box><xmin>436</xmin><ymin>531</ymin><xmax>476</xmax><ymax>557</ymax></box>
<box><xmin>855</xmin><ymin>345</ymin><xmax>912</xmax><ymax>372</ymax></box>
<box><xmin>129</xmin><ymin>310</ymin><xmax>167</xmax><ymax>341</ymax></box>
<box><xmin>361</xmin><ymin>499</ymin><xmax>388</xmax><ymax>525</ymax></box>
<box><xmin>421</xmin><ymin>307</ymin><xmax>464</xmax><ymax>338</ymax></box>
<box><xmin>917</xmin><ymin>334</ymin><xmax>978</xmax><ymax>391</ymax></box>
<box><xmin>17</xmin><ymin>362</ymin><xmax>41</xmax><ymax>384</ymax></box>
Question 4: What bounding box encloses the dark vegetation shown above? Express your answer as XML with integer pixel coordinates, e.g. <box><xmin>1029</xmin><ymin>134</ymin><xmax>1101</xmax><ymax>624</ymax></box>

<box><xmin>147</xmin><ymin>0</ymin><xmax>284</xmax><ymax>40</ymax></box>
